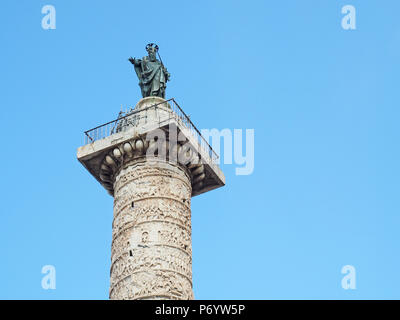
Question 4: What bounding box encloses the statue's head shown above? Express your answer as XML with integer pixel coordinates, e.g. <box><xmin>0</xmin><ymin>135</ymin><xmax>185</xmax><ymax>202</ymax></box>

<box><xmin>146</xmin><ymin>43</ymin><xmax>159</xmax><ymax>62</ymax></box>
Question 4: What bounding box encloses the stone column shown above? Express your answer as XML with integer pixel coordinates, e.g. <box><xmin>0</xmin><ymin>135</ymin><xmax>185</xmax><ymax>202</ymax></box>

<box><xmin>109</xmin><ymin>158</ymin><xmax>194</xmax><ymax>299</ymax></box>
<box><xmin>77</xmin><ymin>97</ymin><xmax>225</xmax><ymax>300</ymax></box>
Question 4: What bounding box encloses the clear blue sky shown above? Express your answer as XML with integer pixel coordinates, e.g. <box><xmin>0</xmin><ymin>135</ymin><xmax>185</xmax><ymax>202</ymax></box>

<box><xmin>1</xmin><ymin>0</ymin><xmax>399</xmax><ymax>299</ymax></box>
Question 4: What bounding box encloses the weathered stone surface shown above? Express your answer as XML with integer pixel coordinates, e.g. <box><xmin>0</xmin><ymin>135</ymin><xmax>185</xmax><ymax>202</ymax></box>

<box><xmin>110</xmin><ymin>159</ymin><xmax>193</xmax><ymax>300</ymax></box>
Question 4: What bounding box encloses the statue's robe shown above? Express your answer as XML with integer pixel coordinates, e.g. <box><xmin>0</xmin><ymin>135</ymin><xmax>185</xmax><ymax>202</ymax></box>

<box><xmin>134</xmin><ymin>58</ymin><xmax>167</xmax><ymax>98</ymax></box>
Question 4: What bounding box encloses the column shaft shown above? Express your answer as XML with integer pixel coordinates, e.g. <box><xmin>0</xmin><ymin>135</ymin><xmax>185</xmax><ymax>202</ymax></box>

<box><xmin>109</xmin><ymin>158</ymin><xmax>194</xmax><ymax>300</ymax></box>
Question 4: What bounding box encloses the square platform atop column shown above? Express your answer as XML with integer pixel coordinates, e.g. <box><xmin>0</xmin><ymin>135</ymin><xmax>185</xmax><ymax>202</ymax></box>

<box><xmin>77</xmin><ymin>97</ymin><xmax>225</xmax><ymax>197</ymax></box>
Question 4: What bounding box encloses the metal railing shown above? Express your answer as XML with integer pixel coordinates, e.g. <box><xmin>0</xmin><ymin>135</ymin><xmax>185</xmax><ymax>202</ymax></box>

<box><xmin>83</xmin><ymin>98</ymin><xmax>219</xmax><ymax>160</ymax></box>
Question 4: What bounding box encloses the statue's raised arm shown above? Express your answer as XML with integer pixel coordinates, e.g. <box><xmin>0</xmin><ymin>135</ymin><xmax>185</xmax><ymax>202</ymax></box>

<box><xmin>129</xmin><ymin>43</ymin><xmax>170</xmax><ymax>99</ymax></box>
<box><xmin>128</xmin><ymin>57</ymin><xmax>140</xmax><ymax>66</ymax></box>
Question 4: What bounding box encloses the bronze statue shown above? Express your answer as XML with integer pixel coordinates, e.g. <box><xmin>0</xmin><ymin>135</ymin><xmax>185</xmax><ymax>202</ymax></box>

<box><xmin>129</xmin><ymin>43</ymin><xmax>170</xmax><ymax>98</ymax></box>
